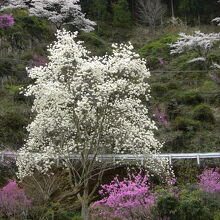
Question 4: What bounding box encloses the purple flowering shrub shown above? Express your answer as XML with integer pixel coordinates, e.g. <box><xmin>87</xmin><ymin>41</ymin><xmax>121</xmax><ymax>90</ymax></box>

<box><xmin>0</xmin><ymin>180</ymin><xmax>32</xmax><ymax>217</ymax></box>
<box><xmin>90</xmin><ymin>171</ymin><xmax>156</xmax><ymax>220</ymax></box>
<box><xmin>198</xmin><ymin>168</ymin><xmax>220</xmax><ymax>193</ymax></box>
<box><xmin>154</xmin><ymin>107</ymin><xmax>169</xmax><ymax>128</ymax></box>
<box><xmin>0</xmin><ymin>14</ymin><xmax>15</xmax><ymax>28</ymax></box>
<box><xmin>31</xmin><ymin>56</ymin><xmax>48</xmax><ymax>67</ymax></box>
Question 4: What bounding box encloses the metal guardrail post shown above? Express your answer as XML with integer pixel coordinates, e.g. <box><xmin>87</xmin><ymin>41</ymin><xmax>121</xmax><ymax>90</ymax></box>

<box><xmin>197</xmin><ymin>155</ymin><xmax>200</xmax><ymax>166</ymax></box>
<box><xmin>1</xmin><ymin>153</ymin><xmax>4</xmax><ymax>162</ymax></box>
<box><xmin>169</xmin><ymin>155</ymin><xmax>172</xmax><ymax>165</ymax></box>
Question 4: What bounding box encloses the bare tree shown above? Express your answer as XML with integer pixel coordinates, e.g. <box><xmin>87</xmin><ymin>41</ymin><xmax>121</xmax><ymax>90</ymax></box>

<box><xmin>136</xmin><ymin>0</ymin><xmax>167</xmax><ymax>30</ymax></box>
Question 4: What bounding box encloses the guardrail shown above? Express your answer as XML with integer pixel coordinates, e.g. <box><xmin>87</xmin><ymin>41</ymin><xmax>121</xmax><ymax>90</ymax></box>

<box><xmin>1</xmin><ymin>152</ymin><xmax>220</xmax><ymax>165</ymax></box>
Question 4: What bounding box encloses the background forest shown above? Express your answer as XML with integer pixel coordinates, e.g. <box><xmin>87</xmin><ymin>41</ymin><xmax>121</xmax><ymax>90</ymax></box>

<box><xmin>0</xmin><ymin>0</ymin><xmax>220</xmax><ymax>219</ymax></box>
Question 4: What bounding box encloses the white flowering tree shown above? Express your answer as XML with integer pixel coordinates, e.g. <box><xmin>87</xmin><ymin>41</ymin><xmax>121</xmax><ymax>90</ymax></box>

<box><xmin>0</xmin><ymin>0</ymin><xmax>96</xmax><ymax>32</ymax></box>
<box><xmin>29</xmin><ymin>0</ymin><xmax>96</xmax><ymax>31</ymax></box>
<box><xmin>212</xmin><ymin>0</ymin><xmax>220</xmax><ymax>25</ymax></box>
<box><xmin>0</xmin><ymin>0</ymin><xmax>28</xmax><ymax>11</ymax></box>
<box><xmin>170</xmin><ymin>31</ymin><xmax>220</xmax><ymax>70</ymax></box>
<box><xmin>17</xmin><ymin>29</ymin><xmax>171</xmax><ymax>220</ymax></box>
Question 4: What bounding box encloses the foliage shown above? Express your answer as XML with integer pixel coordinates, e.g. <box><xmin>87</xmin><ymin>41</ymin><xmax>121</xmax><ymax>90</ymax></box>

<box><xmin>151</xmin><ymin>83</ymin><xmax>168</xmax><ymax>97</ymax></box>
<box><xmin>156</xmin><ymin>194</ymin><xmax>179</xmax><ymax>219</ymax></box>
<box><xmin>0</xmin><ymin>14</ymin><xmax>15</xmax><ymax>27</ymax></box>
<box><xmin>91</xmin><ymin>171</ymin><xmax>156</xmax><ymax>220</ymax></box>
<box><xmin>172</xmin><ymin>116</ymin><xmax>199</xmax><ymax>132</ymax></box>
<box><xmin>0</xmin><ymin>180</ymin><xmax>31</xmax><ymax>217</ymax></box>
<box><xmin>77</xmin><ymin>32</ymin><xmax>109</xmax><ymax>56</ymax></box>
<box><xmin>112</xmin><ymin>0</ymin><xmax>132</xmax><ymax>28</ymax></box>
<box><xmin>140</xmin><ymin>34</ymin><xmax>177</xmax><ymax>68</ymax></box>
<box><xmin>175</xmin><ymin>91</ymin><xmax>204</xmax><ymax>105</ymax></box>
<box><xmin>193</xmin><ymin>104</ymin><xmax>215</xmax><ymax>123</ymax></box>
<box><xmin>90</xmin><ymin>0</ymin><xmax>109</xmax><ymax>21</ymax></box>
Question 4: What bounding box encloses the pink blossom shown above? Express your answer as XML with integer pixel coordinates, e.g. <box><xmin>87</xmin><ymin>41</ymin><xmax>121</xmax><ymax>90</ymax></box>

<box><xmin>198</xmin><ymin>168</ymin><xmax>220</xmax><ymax>193</ymax></box>
<box><xmin>154</xmin><ymin>108</ymin><xmax>169</xmax><ymax>127</ymax></box>
<box><xmin>0</xmin><ymin>14</ymin><xmax>15</xmax><ymax>28</ymax></box>
<box><xmin>91</xmin><ymin>171</ymin><xmax>156</xmax><ymax>220</ymax></box>
<box><xmin>157</xmin><ymin>57</ymin><xmax>165</xmax><ymax>66</ymax></box>
<box><xmin>0</xmin><ymin>181</ymin><xmax>32</xmax><ymax>217</ymax></box>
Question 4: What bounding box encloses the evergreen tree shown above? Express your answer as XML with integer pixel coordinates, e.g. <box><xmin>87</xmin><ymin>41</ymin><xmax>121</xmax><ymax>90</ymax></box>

<box><xmin>112</xmin><ymin>0</ymin><xmax>132</xmax><ymax>27</ymax></box>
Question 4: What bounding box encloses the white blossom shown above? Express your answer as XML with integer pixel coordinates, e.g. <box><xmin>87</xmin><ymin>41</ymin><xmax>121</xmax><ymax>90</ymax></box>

<box><xmin>0</xmin><ymin>0</ymin><xmax>28</xmax><ymax>11</ymax></box>
<box><xmin>29</xmin><ymin>0</ymin><xmax>96</xmax><ymax>31</ymax></box>
<box><xmin>170</xmin><ymin>31</ymin><xmax>220</xmax><ymax>69</ymax></box>
<box><xmin>17</xmin><ymin>29</ymin><xmax>172</xmax><ymax>180</ymax></box>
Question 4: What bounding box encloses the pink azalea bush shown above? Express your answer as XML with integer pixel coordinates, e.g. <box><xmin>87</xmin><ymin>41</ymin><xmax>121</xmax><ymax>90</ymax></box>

<box><xmin>32</xmin><ymin>56</ymin><xmax>48</xmax><ymax>67</ymax></box>
<box><xmin>154</xmin><ymin>108</ymin><xmax>169</xmax><ymax>128</ymax></box>
<box><xmin>0</xmin><ymin>180</ymin><xmax>32</xmax><ymax>217</ymax></box>
<box><xmin>91</xmin><ymin>171</ymin><xmax>156</xmax><ymax>220</ymax></box>
<box><xmin>0</xmin><ymin>14</ymin><xmax>15</xmax><ymax>28</ymax></box>
<box><xmin>198</xmin><ymin>168</ymin><xmax>220</xmax><ymax>193</ymax></box>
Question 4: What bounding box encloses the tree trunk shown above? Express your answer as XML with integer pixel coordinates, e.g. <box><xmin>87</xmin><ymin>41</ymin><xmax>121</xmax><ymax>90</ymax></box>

<box><xmin>81</xmin><ymin>198</ymin><xmax>89</xmax><ymax>220</ymax></box>
<box><xmin>171</xmin><ymin>0</ymin><xmax>174</xmax><ymax>18</ymax></box>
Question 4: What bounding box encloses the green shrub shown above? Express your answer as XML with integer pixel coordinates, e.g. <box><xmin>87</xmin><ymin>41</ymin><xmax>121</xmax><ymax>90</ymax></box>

<box><xmin>193</xmin><ymin>104</ymin><xmax>215</xmax><ymax>123</ymax></box>
<box><xmin>151</xmin><ymin>83</ymin><xmax>168</xmax><ymax>97</ymax></box>
<box><xmin>90</xmin><ymin>0</ymin><xmax>109</xmax><ymax>21</ymax></box>
<box><xmin>177</xmin><ymin>198</ymin><xmax>212</xmax><ymax>220</ymax></box>
<box><xmin>5</xmin><ymin>85</ymin><xmax>25</xmax><ymax>102</ymax></box>
<box><xmin>156</xmin><ymin>195</ymin><xmax>179</xmax><ymax>219</ymax></box>
<box><xmin>166</xmin><ymin>82</ymin><xmax>180</xmax><ymax>90</ymax></box>
<box><xmin>78</xmin><ymin>32</ymin><xmax>105</xmax><ymax>47</ymax></box>
<box><xmin>112</xmin><ymin>0</ymin><xmax>132</xmax><ymax>28</ymax></box>
<box><xmin>140</xmin><ymin>34</ymin><xmax>177</xmax><ymax>67</ymax></box>
<box><xmin>169</xmin><ymin>51</ymin><xmax>203</xmax><ymax>71</ymax></box>
<box><xmin>175</xmin><ymin>91</ymin><xmax>203</xmax><ymax>105</ymax></box>
<box><xmin>0</xmin><ymin>111</ymin><xmax>26</xmax><ymax>130</ymax></box>
<box><xmin>172</xmin><ymin>117</ymin><xmax>200</xmax><ymax>132</ymax></box>
<box><xmin>78</xmin><ymin>32</ymin><xmax>109</xmax><ymax>56</ymax></box>
<box><xmin>0</xmin><ymin>60</ymin><xmax>15</xmax><ymax>77</ymax></box>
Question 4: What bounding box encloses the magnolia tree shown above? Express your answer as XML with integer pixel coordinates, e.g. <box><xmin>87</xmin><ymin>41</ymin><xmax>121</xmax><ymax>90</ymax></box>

<box><xmin>0</xmin><ymin>0</ymin><xmax>96</xmax><ymax>32</ymax></box>
<box><xmin>29</xmin><ymin>0</ymin><xmax>96</xmax><ymax>30</ymax></box>
<box><xmin>170</xmin><ymin>31</ymin><xmax>220</xmax><ymax>70</ymax></box>
<box><xmin>17</xmin><ymin>29</ymin><xmax>172</xmax><ymax>220</ymax></box>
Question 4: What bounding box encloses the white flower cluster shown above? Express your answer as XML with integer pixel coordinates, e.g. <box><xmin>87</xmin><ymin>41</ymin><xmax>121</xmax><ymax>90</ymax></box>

<box><xmin>170</xmin><ymin>31</ymin><xmax>220</xmax><ymax>64</ymax></box>
<box><xmin>0</xmin><ymin>0</ymin><xmax>28</xmax><ymax>11</ymax></box>
<box><xmin>212</xmin><ymin>0</ymin><xmax>220</xmax><ymax>25</ymax></box>
<box><xmin>1</xmin><ymin>0</ymin><xmax>96</xmax><ymax>32</ymax></box>
<box><xmin>17</xmin><ymin>29</ymin><xmax>172</xmax><ymax>179</ymax></box>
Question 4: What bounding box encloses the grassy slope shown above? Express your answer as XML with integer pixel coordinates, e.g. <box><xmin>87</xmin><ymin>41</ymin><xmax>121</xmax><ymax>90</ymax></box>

<box><xmin>0</xmin><ymin>14</ymin><xmax>220</xmax><ymax>153</ymax></box>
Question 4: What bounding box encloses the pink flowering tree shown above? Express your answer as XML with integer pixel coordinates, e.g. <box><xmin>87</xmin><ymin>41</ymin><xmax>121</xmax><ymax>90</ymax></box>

<box><xmin>0</xmin><ymin>14</ymin><xmax>15</xmax><ymax>28</ymax></box>
<box><xmin>91</xmin><ymin>171</ymin><xmax>156</xmax><ymax>220</ymax></box>
<box><xmin>197</xmin><ymin>168</ymin><xmax>220</xmax><ymax>193</ymax></box>
<box><xmin>0</xmin><ymin>180</ymin><xmax>32</xmax><ymax>217</ymax></box>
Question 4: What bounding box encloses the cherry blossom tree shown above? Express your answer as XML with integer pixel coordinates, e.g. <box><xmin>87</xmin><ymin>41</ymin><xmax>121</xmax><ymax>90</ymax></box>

<box><xmin>212</xmin><ymin>0</ymin><xmax>220</xmax><ymax>25</ymax></box>
<box><xmin>170</xmin><ymin>31</ymin><xmax>220</xmax><ymax>70</ymax></box>
<box><xmin>29</xmin><ymin>0</ymin><xmax>96</xmax><ymax>31</ymax></box>
<box><xmin>0</xmin><ymin>0</ymin><xmax>28</xmax><ymax>11</ymax></box>
<box><xmin>0</xmin><ymin>0</ymin><xmax>96</xmax><ymax>32</ymax></box>
<box><xmin>16</xmin><ymin>29</ymin><xmax>171</xmax><ymax>220</ymax></box>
